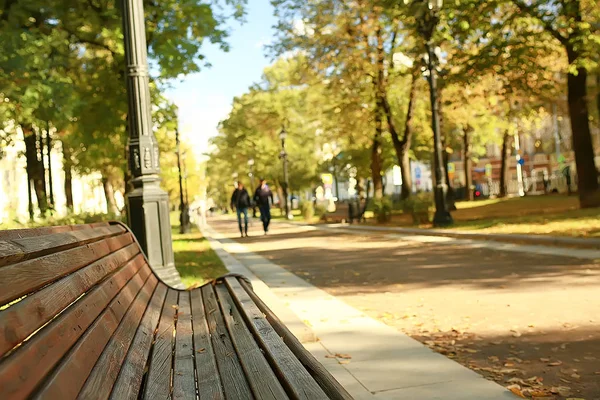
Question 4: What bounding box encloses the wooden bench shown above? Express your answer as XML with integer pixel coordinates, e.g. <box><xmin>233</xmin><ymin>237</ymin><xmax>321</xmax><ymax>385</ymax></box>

<box><xmin>322</xmin><ymin>203</ymin><xmax>350</xmax><ymax>223</ymax></box>
<box><xmin>0</xmin><ymin>221</ymin><xmax>351</xmax><ymax>400</ymax></box>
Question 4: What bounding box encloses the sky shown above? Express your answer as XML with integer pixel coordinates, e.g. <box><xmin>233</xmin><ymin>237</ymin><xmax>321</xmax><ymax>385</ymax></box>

<box><xmin>165</xmin><ymin>0</ymin><xmax>277</xmax><ymax>160</ymax></box>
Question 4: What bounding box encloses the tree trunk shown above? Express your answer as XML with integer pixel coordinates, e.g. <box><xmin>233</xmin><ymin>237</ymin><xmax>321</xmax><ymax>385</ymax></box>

<box><xmin>596</xmin><ymin>74</ymin><xmax>600</xmax><ymax>148</ymax></box>
<box><xmin>382</xmin><ymin>69</ymin><xmax>417</xmax><ymax>200</ymax></box>
<box><xmin>399</xmin><ymin>146</ymin><xmax>412</xmax><ymax>199</ymax></box>
<box><xmin>371</xmin><ymin>119</ymin><xmax>384</xmax><ymax>200</ymax></box>
<box><xmin>23</xmin><ymin>125</ymin><xmax>48</xmax><ymax>216</ymax></box>
<box><xmin>102</xmin><ymin>175</ymin><xmax>120</xmax><ymax>215</ymax></box>
<box><xmin>464</xmin><ymin>126</ymin><xmax>473</xmax><ymax>201</ymax></box>
<box><xmin>566</xmin><ymin>48</ymin><xmax>599</xmax><ymax>207</ymax></box>
<box><xmin>499</xmin><ymin>130</ymin><xmax>511</xmax><ymax>198</ymax></box>
<box><xmin>62</xmin><ymin>143</ymin><xmax>74</xmax><ymax>211</ymax></box>
<box><xmin>45</xmin><ymin>123</ymin><xmax>55</xmax><ymax>209</ymax></box>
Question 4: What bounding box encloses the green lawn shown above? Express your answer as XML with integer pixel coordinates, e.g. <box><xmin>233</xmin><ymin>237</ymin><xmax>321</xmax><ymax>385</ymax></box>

<box><xmin>379</xmin><ymin>195</ymin><xmax>600</xmax><ymax>238</ymax></box>
<box><xmin>172</xmin><ymin>227</ymin><xmax>228</xmax><ymax>288</ymax></box>
<box><xmin>449</xmin><ymin>197</ymin><xmax>600</xmax><ymax>237</ymax></box>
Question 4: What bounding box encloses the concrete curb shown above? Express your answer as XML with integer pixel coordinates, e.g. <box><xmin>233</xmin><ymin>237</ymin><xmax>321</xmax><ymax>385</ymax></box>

<box><xmin>199</xmin><ymin>223</ymin><xmax>317</xmax><ymax>343</ymax></box>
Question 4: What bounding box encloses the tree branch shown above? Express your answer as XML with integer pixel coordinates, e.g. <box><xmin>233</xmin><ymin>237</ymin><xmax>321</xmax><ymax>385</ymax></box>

<box><xmin>510</xmin><ymin>0</ymin><xmax>568</xmax><ymax>44</ymax></box>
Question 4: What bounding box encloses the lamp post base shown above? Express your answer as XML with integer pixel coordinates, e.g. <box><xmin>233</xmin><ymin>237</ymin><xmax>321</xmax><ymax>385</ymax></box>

<box><xmin>126</xmin><ymin>175</ymin><xmax>183</xmax><ymax>288</ymax></box>
<box><xmin>432</xmin><ymin>209</ymin><xmax>453</xmax><ymax>227</ymax></box>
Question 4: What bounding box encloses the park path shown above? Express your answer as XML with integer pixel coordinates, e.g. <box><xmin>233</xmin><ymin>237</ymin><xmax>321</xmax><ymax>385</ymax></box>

<box><xmin>207</xmin><ymin>217</ymin><xmax>600</xmax><ymax>400</ymax></box>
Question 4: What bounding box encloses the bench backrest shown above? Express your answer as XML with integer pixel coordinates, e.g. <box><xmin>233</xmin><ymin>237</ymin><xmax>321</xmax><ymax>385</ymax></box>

<box><xmin>0</xmin><ymin>221</ymin><xmax>153</xmax><ymax>399</ymax></box>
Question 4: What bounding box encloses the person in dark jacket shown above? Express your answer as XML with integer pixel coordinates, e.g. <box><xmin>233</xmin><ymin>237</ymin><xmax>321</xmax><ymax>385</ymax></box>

<box><xmin>231</xmin><ymin>182</ymin><xmax>251</xmax><ymax>237</ymax></box>
<box><xmin>254</xmin><ymin>178</ymin><xmax>274</xmax><ymax>234</ymax></box>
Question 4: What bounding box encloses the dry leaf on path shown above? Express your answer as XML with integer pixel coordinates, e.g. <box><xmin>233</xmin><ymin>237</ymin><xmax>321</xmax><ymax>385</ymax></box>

<box><xmin>548</xmin><ymin>361</ymin><xmax>563</xmax><ymax>366</ymax></box>
<box><xmin>507</xmin><ymin>385</ymin><xmax>526</xmax><ymax>398</ymax></box>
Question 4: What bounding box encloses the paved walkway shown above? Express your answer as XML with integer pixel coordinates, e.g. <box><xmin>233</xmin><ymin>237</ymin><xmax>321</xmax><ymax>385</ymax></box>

<box><xmin>202</xmin><ymin>220</ymin><xmax>515</xmax><ymax>399</ymax></box>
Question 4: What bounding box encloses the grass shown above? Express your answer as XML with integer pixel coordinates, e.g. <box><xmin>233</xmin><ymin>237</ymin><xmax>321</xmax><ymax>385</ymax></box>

<box><xmin>172</xmin><ymin>226</ymin><xmax>228</xmax><ymax>288</ymax></box>
<box><xmin>374</xmin><ymin>195</ymin><xmax>600</xmax><ymax>238</ymax></box>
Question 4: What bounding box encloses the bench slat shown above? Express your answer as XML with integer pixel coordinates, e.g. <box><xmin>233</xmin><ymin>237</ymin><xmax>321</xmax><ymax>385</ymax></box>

<box><xmin>0</xmin><ymin>255</ymin><xmax>145</xmax><ymax>400</ymax></box>
<box><xmin>190</xmin><ymin>288</ymin><xmax>224</xmax><ymax>400</ymax></box>
<box><xmin>0</xmin><ymin>224</ymin><xmax>95</xmax><ymax>241</ymax></box>
<box><xmin>0</xmin><ymin>233</ymin><xmax>133</xmax><ymax>306</ymax></box>
<box><xmin>143</xmin><ymin>289</ymin><xmax>179</xmax><ymax>400</ymax></box>
<box><xmin>78</xmin><ymin>273</ymin><xmax>158</xmax><ymax>400</ymax></box>
<box><xmin>173</xmin><ymin>291</ymin><xmax>196</xmax><ymax>400</ymax></box>
<box><xmin>239</xmin><ymin>280</ymin><xmax>353</xmax><ymax>400</ymax></box>
<box><xmin>36</xmin><ymin>265</ymin><xmax>152</xmax><ymax>400</ymax></box>
<box><xmin>110</xmin><ymin>283</ymin><xmax>168</xmax><ymax>400</ymax></box>
<box><xmin>215</xmin><ymin>284</ymin><xmax>289</xmax><ymax>400</ymax></box>
<box><xmin>202</xmin><ymin>284</ymin><xmax>253</xmax><ymax>400</ymax></box>
<box><xmin>225</xmin><ymin>277</ymin><xmax>329</xmax><ymax>400</ymax></box>
<box><xmin>0</xmin><ymin>243</ymin><xmax>141</xmax><ymax>358</ymax></box>
<box><xmin>0</xmin><ymin>224</ymin><xmax>125</xmax><ymax>268</ymax></box>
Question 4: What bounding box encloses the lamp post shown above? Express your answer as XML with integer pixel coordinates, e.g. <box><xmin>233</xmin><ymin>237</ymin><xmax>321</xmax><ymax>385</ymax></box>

<box><xmin>248</xmin><ymin>158</ymin><xmax>257</xmax><ymax>217</ymax></box>
<box><xmin>182</xmin><ymin>150</ymin><xmax>190</xmax><ymax>205</ymax></box>
<box><xmin>121</xmin><ymin>0</ymin><xmax>177</xmax><ymax>277</ymax></box>
<box><xmin>279</xmin><ymin>127</ymin><xmax>293</xmax><ymax>220</ymax></box>
<box><xmin>175</xmin><ymin>127</ymin><xmax>186</xmax><ymax>233</ymax></box>
<box><xmin>416</xmin><ymin>0</ymin><xmax>453</xmax><ymax>226</ymax></box>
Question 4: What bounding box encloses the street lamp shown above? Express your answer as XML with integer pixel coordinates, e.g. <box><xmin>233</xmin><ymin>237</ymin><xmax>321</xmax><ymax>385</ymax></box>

<box><xmin>279</xmin><ymin>126</ymin><xmax>293</xmax><ymax>220</ymax></box>
<box><xmin>247</xmin><ymin>158</ymin><xmax>257</xmax><ymax>217</ymax></box>
<box><xmin>121</xmin><ymin>0</ymin><xmax>178</xmax><ymax>279</ymax></box>
<box><xmin>416</xmin><ymin>0</ymin><xmax>453</xmax><ymax>226</ymax></box>
<box><xmin>175</xmin><ymin>127</ymin><xmax>190</xmax><ymax>233</ymax></box>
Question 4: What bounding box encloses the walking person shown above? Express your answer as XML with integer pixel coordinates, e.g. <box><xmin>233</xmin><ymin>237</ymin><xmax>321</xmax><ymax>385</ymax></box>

<box><xmin>231</xmin><ymin>182</ymin><xmax>251</xmax><ymax>237</ymax></box>
<box><xmin>254</xmin><ymin>178</ymin><xmax>274</xmax><ymax>234</ymax></box>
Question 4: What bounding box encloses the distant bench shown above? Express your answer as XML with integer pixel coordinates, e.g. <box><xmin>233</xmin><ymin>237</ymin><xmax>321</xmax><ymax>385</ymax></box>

<box><xmin>0</xmin><ymin>222</ymin><xmax>351</xmax><ymax>399</ymax></box>
<box><xmin>322</xmin><ymin>200</ymin><xmax>363</xmax><ymax>224</ymax></box>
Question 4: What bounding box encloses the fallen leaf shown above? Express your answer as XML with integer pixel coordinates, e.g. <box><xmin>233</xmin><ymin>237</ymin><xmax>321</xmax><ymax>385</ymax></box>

<box><xmin>505</xmin><ymin>362</ymin><xmax>515</xmax><ymax>367</ymax></box>
<box><xmin>570</xmin><ymin>373</ymin><xmax>580</xmax><ymax>379</ymax></box>
<box><xmin>488</xmin><ymin>356</ymin><xmax>500</xmax><ymax>363</ymax></box>
<box><xmin>334</xmin><ymin>353</ymin><xmax>352</xmax><ymax>359</ymax></box>
<box><xmin>548</xmin><ymin>361</ymin><xmax>563</xmax><ymax>366</ymax></box>
<box><xmin>507</xmin><ymin>384</ymin><xmax>525</xmax><ymax>398</ymax></box>
<box><xmin>338</xmin><ymin>360</ymin><xmax>350</xmax><ymax>364</ymax></box>
<box><xmin>196</xmin><ymin>348</ymin><xmax>206</xmax><ymax>353</ymax></box>
<box><xmin>171</xmin><ymin>305</ymin><xmax>179</xmax><ymax>310</ymax></box>
<box><xmin>465</xmin><ymin>348</ymin><xmax>478</xmax><ymax>354</ymax></box>
<box><xmin>540</xmin><ymin>358</ymin><xmax>550</xmax><ymax>362</ymax></box>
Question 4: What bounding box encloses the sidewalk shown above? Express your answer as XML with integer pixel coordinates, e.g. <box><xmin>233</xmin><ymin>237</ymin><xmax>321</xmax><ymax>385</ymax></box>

<box><xmin>201</xmin><ymin>222</ymin><xmax>514</xmax><ymax>399</ymax></box>
<box><xmin>281</xmin><ymin>221</ymin><xmax>600</xmax><ymax>261</ymax></box>
<box><xmin>315</xmin><ymin>222</ymin><xmax>600</xmax><ymax>251</ymax></box>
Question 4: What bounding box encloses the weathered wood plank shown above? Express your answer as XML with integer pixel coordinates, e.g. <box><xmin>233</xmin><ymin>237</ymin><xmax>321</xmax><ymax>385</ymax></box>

<box><xmin>238</xmin><ymin>279</ymin><xmax>353</xmax><ymax>400</ymax></box>
<box><xmin>190</xmin><ymin>288</ymin><xmax>224</xmax><ymax>400</ymax></box>
<box><xmin>225</xmin><ymin>278</ymin><xmax>328</xmax><ymax>400</ymax></box>
<box><xmin>0</xmin><ymin>224</ymin><xmax>90</xmax><ymax>241</ymax></box>
<box><xmin>110</xmin><ymin>283</ymin><xmax>168</xmax><ymax>400</ymax></box>
<box><xmin>0</xmin><ymin>233</ymin><xmax>133</xmax><ymax>306</ymax></box>
<box><xmin>0</xmin><ymin>243</ymin><xmax>141</xmax><ymax>357</ymax></box>
<box><xmin>143</xmin><ymin>289</ymin><xmax>179</xmax><ymax>400</ymax></box>
<box><xmin>78</xmin><ymin>274</ymin><xmax>158</xmax><ymax>400</ymax></box>
<box><xmin>215</xmin><ymin>284</ymin><xmax>289</xmax><ymax>400</ymax></box>
<box><xmin>201</xmin><ymin>284</ymin><xmax>253</xmax><ymax>400</ymax></box>
<box><xmin>0</xmin><ymin>256</ymin><xmax>146</xmax><ymax>400</ymax></box>
<box><xmin>0</xmin><ymin>224</ymin><xmax>125</xmax><ymax>268</ymax></box>
<box><xmin>172</xmin><ymin>291</ymin><xmax>196</xmax><ymax>400</ymax></box>
<box><xmin>35</xmin><ymin>265</ymin><xmax>152</xmax><ymax>400</ymax></box>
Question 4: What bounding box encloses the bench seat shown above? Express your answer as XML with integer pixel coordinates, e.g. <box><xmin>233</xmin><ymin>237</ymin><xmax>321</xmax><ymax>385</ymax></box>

<box><xmin>0</xmin><ymin>222</ymin><xmax>351</xmax><ymax>400</ymax></box>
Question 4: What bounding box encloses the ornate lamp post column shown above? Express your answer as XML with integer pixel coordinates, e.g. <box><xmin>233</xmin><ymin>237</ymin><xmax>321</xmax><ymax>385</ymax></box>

<box><xmin>279</xmin><ymin>127</ymin><xmax>292</xmax><ymax>220</ymax></box>
<box><xmin>417</xmin><ymin>0</ymin><xmax>453</xmax><ymax>226</ymax></box>
<box><xmin>121</xmin><ymin>0</ymin><xmax>180</xmax><ymax>284</ymax></box>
